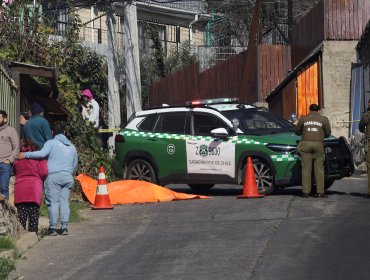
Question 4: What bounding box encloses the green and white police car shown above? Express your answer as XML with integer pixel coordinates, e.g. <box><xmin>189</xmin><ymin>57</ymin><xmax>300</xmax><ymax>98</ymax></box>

<box><xmin>113</xmin><ymin>98</ymin><xmax>354</xmax><ymax>195</ymax></box>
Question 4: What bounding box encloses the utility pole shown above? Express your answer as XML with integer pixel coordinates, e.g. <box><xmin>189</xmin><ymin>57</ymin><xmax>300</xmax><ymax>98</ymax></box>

<box><xmin>106</xmin><ymin>6</ymin><xmax>121</xmax><ymax>150</ymax></box>
<box><xmin>123</xmin><ymin>0</ymin><xmax>142</xmax><ymax>119</ymax></box>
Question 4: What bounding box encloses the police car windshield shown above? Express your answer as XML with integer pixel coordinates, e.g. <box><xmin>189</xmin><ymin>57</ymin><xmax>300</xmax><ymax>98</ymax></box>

<box><xmin>221</xmin><ymin>109</ymin><xmax>295</xmax><ymax>135</ymax></box>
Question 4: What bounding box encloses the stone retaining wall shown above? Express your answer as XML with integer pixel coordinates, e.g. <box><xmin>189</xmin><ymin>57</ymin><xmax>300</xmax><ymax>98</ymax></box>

<box><xmin>349</xmin><ymin>132</ymin><xmax>367</xmax><ymax>172</ymax></box>
<box><xmin>0</xmin><ymin>200</ymin><xmax>24</xmax><ymax>239</ymax></box>
<box><xmin>0</xmin><ymin>177</ymin><xmax>24</xmax><ymax>239</ymax></box>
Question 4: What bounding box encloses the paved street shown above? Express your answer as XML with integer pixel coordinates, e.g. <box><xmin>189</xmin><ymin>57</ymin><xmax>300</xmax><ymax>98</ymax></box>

<box><xmin>9</xmin><ymin>174</ymin><xmax>370</xmax><ymax>280</ymax></box>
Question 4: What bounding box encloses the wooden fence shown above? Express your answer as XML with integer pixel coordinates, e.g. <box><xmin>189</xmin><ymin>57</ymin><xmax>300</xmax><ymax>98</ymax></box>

<box><xmin>291</xmin><ymin>0</ymin><xmax>370</xmax><ymax>67</ymax></box>
<box><xmin>0</xmin><ymin>63</ymin><xmax>18</xmax><ymax>128</ymax></box>
<box><xmin>149</xmin><ymin>44</ymin><xmax>291</xmax><ymax>107</ymax></box>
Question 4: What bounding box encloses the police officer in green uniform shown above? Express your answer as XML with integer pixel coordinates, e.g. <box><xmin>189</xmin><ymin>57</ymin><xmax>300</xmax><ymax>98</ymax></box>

<box><xmin>295</xmin><ymin>104</ymin><xmax>331</xmax><ymax>198</ymax></box>
<box><xmin>358</xmin><ymin>98</ymin><xmax>370</xmax><ymax>197</ymax></box>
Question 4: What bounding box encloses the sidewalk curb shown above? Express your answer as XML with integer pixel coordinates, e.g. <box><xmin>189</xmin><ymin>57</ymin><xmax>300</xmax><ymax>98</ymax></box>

<box><xmin>0</xmin><ymin>249</ymin><xmax>15</xmax><ymax>259</ymax></box>
<box><xmin>0</xmin><ymin>217</ymin><xmax>49</xmax><ymax>264</ymax></box>
<box><xmin>15</xmin><ymin>232</ymin><xmax>38</xmax><ymax>255</ymax></box>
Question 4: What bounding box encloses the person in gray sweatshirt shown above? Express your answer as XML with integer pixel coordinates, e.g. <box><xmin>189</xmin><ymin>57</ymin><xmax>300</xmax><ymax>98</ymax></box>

<box><xmin>0</xmin><ymin>110</ymin><xmax>19</xmax><ymax>201</ymax></box>
<box><xmin>19</xmin><ymin>123</ymin><xmax>78</xmax><ymax>236</ymax></box>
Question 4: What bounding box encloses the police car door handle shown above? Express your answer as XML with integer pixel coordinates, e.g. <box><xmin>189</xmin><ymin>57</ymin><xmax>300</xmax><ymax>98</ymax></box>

<box><xmin>187</xmin><ymin>141</ymin><xmax>197</xmax><ymax>145</ymax></box>
<box><xmin>148</xmin><ymin>136</ymin><xmax>158</xmax><ymax>141</ymax></box>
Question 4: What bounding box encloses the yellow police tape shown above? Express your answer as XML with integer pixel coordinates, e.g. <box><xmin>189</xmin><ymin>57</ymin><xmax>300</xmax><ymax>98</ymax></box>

<box><xmin>337</xmin><ymin>120</ymin><xmax>360</xmax><ymax>123</ymax></box>
<box><xmin>97</xmin><ymin>128</ymin><xmax>121</xmax><ymax>133</ymax></box>
<box><xmin>98</xmin><ymin>120</ymin><xmax>361</xmax><ymax>133</ymax></box>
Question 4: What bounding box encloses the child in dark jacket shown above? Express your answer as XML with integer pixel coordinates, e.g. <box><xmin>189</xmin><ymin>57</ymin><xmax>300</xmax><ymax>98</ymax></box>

<box><xmin>13</xmin><ymin>140</ymin><xmax>48</xmax><ymax>233</ymax></box>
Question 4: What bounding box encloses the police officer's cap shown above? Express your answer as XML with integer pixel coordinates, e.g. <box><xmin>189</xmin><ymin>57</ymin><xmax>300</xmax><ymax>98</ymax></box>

<box><xmin>309</xmin><ymin>104</ymin><xmax>320</xmax><ymax>111</ymax></box>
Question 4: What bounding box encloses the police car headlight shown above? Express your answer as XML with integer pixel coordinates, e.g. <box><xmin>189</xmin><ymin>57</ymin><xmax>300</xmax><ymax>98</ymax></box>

<box><xmin>266</xmin><ymin>144</ymin><xmax>297</xmax><ymax>154</ymax></box>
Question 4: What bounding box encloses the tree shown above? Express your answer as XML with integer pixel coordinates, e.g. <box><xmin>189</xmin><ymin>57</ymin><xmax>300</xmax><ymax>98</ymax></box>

<box><xmin>140</xmin><ymin>24</ymin><xmax>196</xmax><ymax>108</ymax></box>
<box><xmin>204</xmin><ymin>0</ymin><xmax>321</xmax><ymax>47</ymax></box>
<box><xmin>0</xmin><ymin>0</ymin><xmax>113</xmax><ymax>180</ymax></box>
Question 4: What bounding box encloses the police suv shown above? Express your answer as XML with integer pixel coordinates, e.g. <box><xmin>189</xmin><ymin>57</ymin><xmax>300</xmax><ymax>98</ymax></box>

<box><xmin>113</xmin><ymin>98</ymin><xmax>354</xmax><ymax>195</ymax></box>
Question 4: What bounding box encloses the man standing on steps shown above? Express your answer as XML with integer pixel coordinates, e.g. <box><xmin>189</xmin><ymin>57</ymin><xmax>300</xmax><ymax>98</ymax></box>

<box><xmin>0</xmin><ymin>110</ymin><xmax>19</xmax><ymax>201</ymax></box>
<box><xmin>359</xmin><ymin>98</ymin><xmax>370</xmax><ymax>198</ymax></box>
<box><xmin>295</xmin><ymin>104</ymin><xmax>331</xmax><ymax>198</ymax></box>
<box><xmin>19</xmin><ymin>123</ymin><xmax>78</xmax><ymax>236</ymax></box>
<box><xmin>23</xmin><ymin>102</ymin><xmax>52</xmax><ymax>150</ymax></box>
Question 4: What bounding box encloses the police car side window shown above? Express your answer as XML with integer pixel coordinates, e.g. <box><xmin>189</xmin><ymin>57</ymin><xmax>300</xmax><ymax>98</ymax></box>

<box><xmin>193</xmin><ymin>113</ymin><xmax>230</xmax><ymax>136</ymax></box>
<box><xmin>153</xmin><ymin>112</ymin><xmax>187</xmax><ymax>134</ymax></box>
<box><xmin>138</xmin><ymin>114</ymin><xmax>158</xmax><ymax>132</ymax></box>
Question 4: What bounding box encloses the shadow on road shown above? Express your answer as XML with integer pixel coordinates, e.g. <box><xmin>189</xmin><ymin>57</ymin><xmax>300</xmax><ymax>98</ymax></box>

<box><xmin>349</xmin><ymin>192</ymin><xmax>370</xmax><ymax>199</ymax></box>
<box><xmin>167</xmin><ymin>184</ymin><xmax>242</xmax><ymax>196</ymax></box>
<box><xmin>167</xmin><ymin>182</ymin><xmax>367</xmax><ymax>199</ymax></box>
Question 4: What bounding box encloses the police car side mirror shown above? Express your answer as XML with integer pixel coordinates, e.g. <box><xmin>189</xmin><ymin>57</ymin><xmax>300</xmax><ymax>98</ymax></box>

<box><xmin>211</xmin><ymin>128</ymin><xmax>229</xmax><ymax>139</ymax></box>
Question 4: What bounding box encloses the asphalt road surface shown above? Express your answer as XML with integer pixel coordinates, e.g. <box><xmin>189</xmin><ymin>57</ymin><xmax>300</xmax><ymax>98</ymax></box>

<box><xmin>9</xmin><ymin>174</ymin><xmax>370</xmax><ymax>280</ymax></box>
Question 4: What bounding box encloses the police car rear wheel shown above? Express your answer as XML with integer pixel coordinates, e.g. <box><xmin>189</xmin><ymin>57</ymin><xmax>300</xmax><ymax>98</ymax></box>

<box><xmin>126</xmin><ymin>159</ymin><xmax>158</xmax><ymax>184</ymax></box>
<box><xmin>252</xmin><ymin>158</ymin><xmax>275</xmax><ymax>195</ymax></box>
<box><xmin>188</xmin><ymin>184</ymin><xmax>215</xmax><ymax>193</ymax></box>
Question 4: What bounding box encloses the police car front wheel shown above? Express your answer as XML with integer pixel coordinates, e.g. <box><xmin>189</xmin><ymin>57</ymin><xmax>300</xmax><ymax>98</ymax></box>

<box><xmin>240</xmin><ymin>158</ymin><xmax>276</xmax><ymax>195</ymax></box>
<box><xmin>125</xmin><ymin>159</ymin><xmax>158</xmax><ymax>184</ymax></box>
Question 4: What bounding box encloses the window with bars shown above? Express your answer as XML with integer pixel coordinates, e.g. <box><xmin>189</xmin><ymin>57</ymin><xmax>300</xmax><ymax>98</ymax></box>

<box><xmin>56</xmin><ymin>7</ymin><xmax>68</xmax><ymax>36</ymax></box>
<box><xmin>137</xmin><ymin>22</ymin><xmax>166</xmax><ymax>55</ymax></box>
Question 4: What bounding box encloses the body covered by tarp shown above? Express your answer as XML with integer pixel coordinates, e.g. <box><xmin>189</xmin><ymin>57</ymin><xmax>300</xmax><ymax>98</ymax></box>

<box><xmin>76</xmin><ymin>174</ymin><xmax>210</xmax><ymax>204</ymax></box>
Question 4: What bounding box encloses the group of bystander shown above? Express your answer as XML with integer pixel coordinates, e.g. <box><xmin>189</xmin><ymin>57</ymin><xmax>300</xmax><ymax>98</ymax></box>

<box><xmin>0</xmin><ymin>90</ymin><xmax>95</xmax><ymax>235</ymax></box>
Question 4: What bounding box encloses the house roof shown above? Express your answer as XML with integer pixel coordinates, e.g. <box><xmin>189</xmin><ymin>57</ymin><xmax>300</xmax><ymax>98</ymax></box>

<box><xmin>113</xmin><ymin>1</ymin><xmax>210</xmax><ymax>28</ymax></box>
<box><xmin>138</xmin><ymin>0</ymin><xmax>207</xmax><ymax>13</ymax></box>
<box><xmin>44</xmin><ymin>0</ymin><xmax>207</xmax><ymax>13</ymax></box>
<box><xmin>265</xmin><ymin>43</ymin><xmax>323</xmax><ymax>102</ymax></box>
<box><xmin>9</xmin><ymin>62</ymin><xmax>70</xmax><ymax>120</ymax></box>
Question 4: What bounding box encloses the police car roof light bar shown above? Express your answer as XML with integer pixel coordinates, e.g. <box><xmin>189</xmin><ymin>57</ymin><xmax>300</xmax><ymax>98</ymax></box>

<box><xmin>186</xmin><ymin>97</ymin><xmax>239</xmax><ymax>107</ymax></box>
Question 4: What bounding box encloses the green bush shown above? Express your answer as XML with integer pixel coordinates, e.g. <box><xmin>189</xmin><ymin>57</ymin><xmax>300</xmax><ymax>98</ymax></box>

<box><xmin>0</xmin><ymin>237</ymin><xmax>15</xmax><ymax>252</ymax></box>
<box><xmin>0</xmin><ymin>257</ymin><xmax>15</xmax><ymax>280</ymax></box>
<box><xmin>0</xmin><ymin>238</ymin><xmax>16</xmax><ymax>280</ymax></box>
<box><xmin>0</xmin><ymin>2</ymin><xmax>113</xmax><ymax>186</ymax></box>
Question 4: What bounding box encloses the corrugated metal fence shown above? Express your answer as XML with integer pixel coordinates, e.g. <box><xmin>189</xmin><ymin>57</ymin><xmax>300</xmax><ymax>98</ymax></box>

<box><xmin>0</xmin><ymin>63</ymin><xmax>18</xmax><ymax>127</ymax></box>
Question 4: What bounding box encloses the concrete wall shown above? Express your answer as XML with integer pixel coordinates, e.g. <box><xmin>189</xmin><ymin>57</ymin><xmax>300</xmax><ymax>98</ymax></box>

<box><xmin>322</xmin><ymin>41</ymin><xmax>358</xmax><ymax>138</ymax></box>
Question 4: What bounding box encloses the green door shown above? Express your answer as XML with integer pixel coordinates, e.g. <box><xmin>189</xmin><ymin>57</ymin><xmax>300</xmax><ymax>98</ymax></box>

<box><xmin>148</xmin><ymin>111</ymin><xmax>189</xmax><ymax>183</ymax></box>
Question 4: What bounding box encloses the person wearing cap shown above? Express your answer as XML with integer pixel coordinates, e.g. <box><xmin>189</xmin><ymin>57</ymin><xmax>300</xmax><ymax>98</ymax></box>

<box><xmin>23</xmin><ymin>102</ymin><xmax>52</xmax><ymax>150</ymax></box>
<box><xmin>0</xmin><ymin>110</ymin><xmax>20</xmax><ymax>201</ymax></box>
<box><xmin>359</xmin><ymin>98</ymin><xmax>370</xmax><ymax>197</ymax></box>
<box><xmin>81</xmin><ymin>89</ymin><xmax>100</xmax><ymax>128</ymax></box>
<box><xmin>295</xmin><ymin>104</ymin><xmax>331</xmax><ymax>198</ymax></box>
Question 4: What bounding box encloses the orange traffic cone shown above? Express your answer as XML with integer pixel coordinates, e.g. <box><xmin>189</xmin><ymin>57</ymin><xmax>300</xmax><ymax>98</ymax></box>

<box><xmin>92</xmin><ymin>166</ymin><xmax>114</xmax><ymax>209</ymax></box>
<box><xmin>237</xmin><ymin>157</ymin><xmax>264</xmax><ymax>199</ymax></box>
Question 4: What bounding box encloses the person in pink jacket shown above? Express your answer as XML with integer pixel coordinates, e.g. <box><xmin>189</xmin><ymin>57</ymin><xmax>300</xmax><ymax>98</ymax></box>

<box><xmin>13</xmin><ymin>140</ymin><xmax>48</xmax><ymax>233</ymax></box>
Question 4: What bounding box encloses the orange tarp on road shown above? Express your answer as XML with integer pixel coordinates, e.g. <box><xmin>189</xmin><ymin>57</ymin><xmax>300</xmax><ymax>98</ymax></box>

<box><xmin>76</xmin><ymin>174</ymin><xmax>210</xmax><ymax>205</ymax></box>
